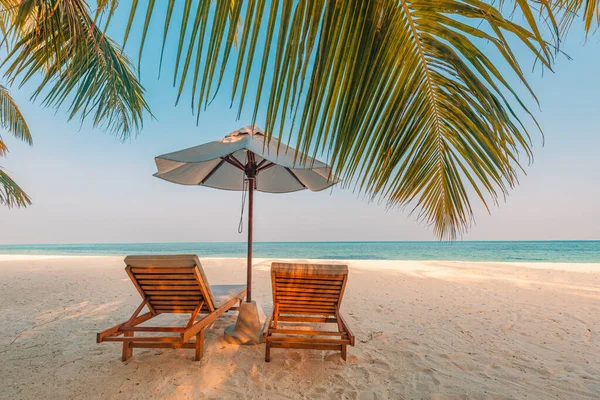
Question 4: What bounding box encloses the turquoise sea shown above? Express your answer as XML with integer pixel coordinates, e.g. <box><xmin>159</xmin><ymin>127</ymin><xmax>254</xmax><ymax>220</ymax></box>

<box><xmin>0</xmin><ymin>241</ymin><xmax>599</xmax><ymax>263</ymax></box>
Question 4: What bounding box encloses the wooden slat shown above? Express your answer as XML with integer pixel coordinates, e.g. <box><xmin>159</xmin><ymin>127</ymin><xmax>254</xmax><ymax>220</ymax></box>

<box><xmin>274</xmin><ymin>274</ymin><xmax>346</xmax><ymax>281</ymax></box>
<box><xmin>279</xmin><ymin>310</ymin><xmax>335</xmax><ymax>316</ymax></box>
<box><xmin>278</xmin><ymin>306</ymin><xmax>335</xmax><ymax>311</ymax></box>
<box><xmin>141</xmin><ymin>285</ymin><xmax>201</xmax><ymax>291</ymax></box>
<box><xmin>279</xmin><ymin>309</ymin><xmax>335</xmax><ymax>316</ymax></box>
<box><xmin>276</xmin><ymin>284</ymin><xmax>343</xmax><ymax>291</ymax></box>
<box><xmin>155</xmin><ymin>310</ymin><xmax>196</xmax><ymax>314</ymax></box>
<box><xmin>276</xmin><ymin>294</ymin><xmax>339</xmax><ymax>300</ymax></box>
<box><xmin>276</xmin><ymin>278</ymin><xmax>343</xmax><ymax>286</ymax></box>
<box><xmin>130</xmin><ymin>342</ymin><xmax>196</xmax><ymax>349</ymax></box>
<box><xmin>276</xmin><ymin>287</ymin><xmax>340</xmax><ymax>294</ymax></box>
<box><xmin>276</xmin><ymin>291</ymin><xmax>340</xmax><ymax>299</ymax></box>
<box><xmin>153</xmin><ymin>304</ymin><xmax>198</xmax><ymax>308</ymax></box>
<box><xmin>146</xmin><ymin>291</ymin><xmax>202</xmax><ymax>296</ymax></box>
<box><xmin>149</xmin><ymin>296</ymin><xmax>203</xmax><ymax>300</ymax></box>
<box><xmin>278</xmin><ymin>316</ymin><xmax>337</xmax><ymax>323</ymax></box>
<box><xmin>134</xmin><ymin>274</ymin><xmax>196</xmax><ymax>280</ymax></box>
<box><xmin>279</xmin><ymin>300</ymin><xmax>337</xmax><ymax>305</ymax></box>
<box><xmin>279</xmin><ymin>308</ymin><xmax>335</xmax><ymax>315</ymax></box>
<box><xmin>151</xmin><ymin>301</ymin><xmax>200</xmax><ymax>305</ymax></box>
<box><xmin>103</xmin><ymin>336</ymin><xmax>182</xmax><ymax>343</ymax></box>
<box><xmin>279</xmin><ymin>310</ymin><xmax>336</xmax><ymax>316</ymax></box>
<box><xmin>276</xmin><ymin>281</ymin><xmax>342</xmax><ymax>287</ymax></box>
<box><xmin>279</xmin><ymin>304</ymin><xmax>336</xmax><ymax>310</ymax></box>
<box><xmin>154</xmin><ymin>309</ymin><xmax>198</xmax><ymax>313</ymax></box>
<box><xmin>279</xmin><ymin>304</ymin><xmax>336</xmax><ymax>309</ymax></box>
<box><xmin>279</xmin><ymin>299</ymin><xmax>336</xmax><ymax>304</ymax></box>
<box><xmin>277</xmin><ymin>295</ymin><xmax>340</xmax><ymax>300</ymax></box>
<box><xmin>269</xmin><ymin>329</ymin><xmax>345</xmax><ymax>336</ymax></box>
<box><xmin>131</xmin><ymin>267</ymin><xmax>195</xmax><ymax>274</ymax></box>
<box><xmin>266</xmin><ymin>337</ymin><xmax>349</xmax><ymax>345</ymax></box>
<box><xmin>277</xmin><ymin>292</ymin><xmax>340</xmax><ymax>297</ymax></box>
<box><xmin>137</xmin><ymin>280</ymin><xmax>199</xmax><ymax>285</ymax></box>
<box><xmin>277</xmin><ymin>294</ymin><xmax>339</xmax><ymax>300</ymax></box>
<box><xmin>120</xmin><ymin>326</ymin><xmax>185</xmax><ymax>332</ymax></box>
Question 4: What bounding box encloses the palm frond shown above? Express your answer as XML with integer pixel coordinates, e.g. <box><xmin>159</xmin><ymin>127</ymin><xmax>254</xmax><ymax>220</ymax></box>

<box><xmin>547</xmin><ymin>0</ymin><xmax>600</xmax><ymax>36</ymax></box>
<box><xmin>1</xmin><ymin>0</ymin><xmax>150</xmax><ymax>140</ymax></box>
<box><xmin>0</xmin><ymin>84</ymin><xmax>32</xmax><ymax>148</ymax></box>
<box><xmin>0</xmin><ymin>167</ymin><xmax>30</xmax><ymax>208</ymax></box>
<box><xmin>97</xmin><ymin>0</ymin><xmax>557</xmax><ymax>239</ymax></box>
<box><xmin>0</xmin><ymin>79</ymin><xmax>32</xmax><ymax>208</ymax></box>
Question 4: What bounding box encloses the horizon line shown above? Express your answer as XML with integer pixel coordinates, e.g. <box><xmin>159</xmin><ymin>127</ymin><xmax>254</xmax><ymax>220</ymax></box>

<box><xmin>1</xmin><ymin>239</ymin><xmax>599</xmax><ymax>246</ymax></box>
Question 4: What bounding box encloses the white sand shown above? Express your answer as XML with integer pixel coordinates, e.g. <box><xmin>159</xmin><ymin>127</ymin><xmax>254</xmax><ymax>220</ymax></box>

<box><xmin>0</xmin><ymin>256</ymin><xmax>599</xmax><ymax>399</ymax></box>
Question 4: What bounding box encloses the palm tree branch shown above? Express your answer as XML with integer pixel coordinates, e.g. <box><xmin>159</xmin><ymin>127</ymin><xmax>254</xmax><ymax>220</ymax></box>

<box><xmin>0</xmin><ymin>167</ymin><xmax>30</xmax><ymax>208</ymax></box>
<box><xmin>0</xmin><ymin>84</ymin><xmax>32</xmax><ymax>145</ymax></box>
<box><xmin>1</xmin><ymin>0</ymin><xmax>150</xmax><ymax>140</ymax></box>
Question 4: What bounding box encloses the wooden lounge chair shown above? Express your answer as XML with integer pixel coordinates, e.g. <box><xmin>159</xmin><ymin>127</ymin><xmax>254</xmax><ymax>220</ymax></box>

<box><xmin>97</xmin><ymin>255</ymin><xmax>246</xmax><ymax>361</ymax></box>
<box><xmin>263</xmin><ymin>263</ymin><xmax>355</xmax><ymax>362</ymax></box>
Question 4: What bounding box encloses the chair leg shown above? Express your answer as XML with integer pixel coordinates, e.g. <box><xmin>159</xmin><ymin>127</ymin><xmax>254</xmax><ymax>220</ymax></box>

<box><xmin>341</xmin><ymin>344</ymin><xmax>347</xmax><ymax>361</ymax></box>
<box><xmin>265</xmin><ymin>342</ymin><xmax>271</xmax><ymax>362</ymax></box>
<box><xmin>122</xmin><ymin>331</ymin><xmax>133</xmax><ymax>361</ymax></box>
<box><xmin>195</xmin><ymin>328</ymin><xmax>205</xmax><ymax>361</ymax></box>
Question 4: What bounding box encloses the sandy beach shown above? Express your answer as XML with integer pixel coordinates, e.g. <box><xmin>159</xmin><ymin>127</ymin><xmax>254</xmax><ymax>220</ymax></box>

<box><xmin>0</xmin><ymin>255</ymin><xmax>599</xmax><ymax>399</ymax></box>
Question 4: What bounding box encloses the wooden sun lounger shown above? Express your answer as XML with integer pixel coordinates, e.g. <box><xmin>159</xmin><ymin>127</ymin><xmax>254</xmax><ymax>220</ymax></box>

<box><xmin>263</xmin><ymin>263</ymin><xmax>355</xmax><ymax>362</ymax></box>
<box><xmin>97</xmin><ymin>255</ymin><xmax>246</xmax><ymax>361</ymax></box>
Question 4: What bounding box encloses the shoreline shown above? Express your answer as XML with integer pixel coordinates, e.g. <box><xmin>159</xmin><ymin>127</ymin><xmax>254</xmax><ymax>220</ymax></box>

<box><xmin>1</xmin><ymin>254</ymin><xmax>600</xmax><ymax>272</ymax></box>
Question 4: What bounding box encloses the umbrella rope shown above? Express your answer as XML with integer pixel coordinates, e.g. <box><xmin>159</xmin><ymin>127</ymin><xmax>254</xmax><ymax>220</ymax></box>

<box><xmin>238</xmin><ymin>178</ymin><xmax>249</xmax><ymax>234</ymax></box>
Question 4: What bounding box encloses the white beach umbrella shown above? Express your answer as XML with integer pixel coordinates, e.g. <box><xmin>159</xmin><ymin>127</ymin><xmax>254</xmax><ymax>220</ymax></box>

<box><xmin>154</xmin><ymin>125</ymin><xmax>339</xmax><ymax>304</ymax></box>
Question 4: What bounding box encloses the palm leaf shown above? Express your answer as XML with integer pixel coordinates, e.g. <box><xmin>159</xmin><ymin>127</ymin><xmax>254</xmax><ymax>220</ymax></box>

<box><xmin>1</xmin><ymin>0</ymin><xmax>151</xmax><ymax>140</ymax></box>
<box><xmin>96</xmin><ymin>0</ymin><xmax>557</xmax><ymax>239</ymax></box>
<box><xmin>547</xmin><ymin>0</ymin><xmax>600</xmax><ymax>35</ymax></box>
<box><xmin>0</xmin><ymin>83</ymin><xmax>32</xmax><ymax>208</ymax></box>
<box><xmin>0</xmin><ymin>84</ymin><xmax>32</xmax><ymax>151</ymax></box>
<box><xmin>0</xmin><ymin>167</ymin><xmax>31</xmax><ymax>208</ymax></box>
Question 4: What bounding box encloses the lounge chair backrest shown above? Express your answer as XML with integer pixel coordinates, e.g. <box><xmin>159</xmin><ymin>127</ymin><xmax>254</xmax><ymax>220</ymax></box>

<box><xmin>124</xmin><ymin>255</ymin><xmax>216</xmax><ymax>314</ymax></box>
<box><xmin>271</xmin><ymin>263</ymin><xmax>348</xmax><ymax>316</ymax></box>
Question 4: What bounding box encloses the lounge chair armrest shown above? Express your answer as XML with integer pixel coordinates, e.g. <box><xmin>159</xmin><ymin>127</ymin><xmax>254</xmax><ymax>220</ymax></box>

<box><xmin>263</xmin><ymin>311</ymin><xmax>274</xmax><ymax>340</ymax></box>
<box><xmin>96</xmin><ymin>312</ymin><xmax>154</xmax><ymax>343</ymax></box>
<box><xmin>338</xmin><ymin>312</ymin><xmax>355</xmax><ymax>346</ymax></box>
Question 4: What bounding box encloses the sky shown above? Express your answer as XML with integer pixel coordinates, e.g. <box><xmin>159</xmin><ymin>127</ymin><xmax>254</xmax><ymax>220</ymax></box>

<box><xmin>0</xmin><ymin>5</ymin><xmax>599</xmax><ymax>244</ymax></box>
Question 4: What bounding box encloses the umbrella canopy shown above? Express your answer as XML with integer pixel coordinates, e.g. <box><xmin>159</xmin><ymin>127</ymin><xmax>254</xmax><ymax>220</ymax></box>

<box><xmin>154</xmin><ymin>125</ymin><xmax>339</xmax><ymax>302</ymax></box>
<box><xmin>154</xmin><ymin>125</ymin><xmax>337</xmax><ymax>193</ymax></box>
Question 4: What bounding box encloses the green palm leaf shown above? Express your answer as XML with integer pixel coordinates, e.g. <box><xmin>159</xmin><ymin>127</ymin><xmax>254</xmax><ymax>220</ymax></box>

<box><xmin>1</xmin><ymin>0</ymin><xmax>151</xmax><ymax>140</ymax></box>
<box><xmin>0</xmin><ymin>84</ymin><xmax>32</xmax><ymax>208</ymax></box>
<box><xmin>0</xmin><ymin>167</ymin><xmax>31</xmax><ymax>208</ymax></box>
<box><xmin>97</xmin><ymin>0</ymin><xmax>557</xmax><ymax>239</ymax></box>
<box><xmin>2</xmin><ymin>1</ymin><xmax>561</xmax><ymax>237</ymax></box>
<box><xmin>548</xmin><ymin>0</ymin><xmax>600</xmax><ymax>35</ymax></box>
<box><xmin>0</xmin><ymin>84</ymin><xmax>31</xmax><ymax>151</ymax></box>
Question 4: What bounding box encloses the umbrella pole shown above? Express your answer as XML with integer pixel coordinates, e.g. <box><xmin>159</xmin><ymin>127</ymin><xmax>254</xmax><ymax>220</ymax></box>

<box><xmin>246</xmin><ymin>176</ymin><xmax>254</xmax><ymax>303</ymax></box>
<box><xmin>224</xmin><ymin>173</ymin><xmax>263</xmax><ymax>345</ymax></box>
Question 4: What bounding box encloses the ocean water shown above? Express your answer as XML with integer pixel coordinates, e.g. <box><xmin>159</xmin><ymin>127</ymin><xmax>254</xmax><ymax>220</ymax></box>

<box><xmin>0</xmin><ymin>241</ymin><xmax>598</xmax><ymax>263</ymax></box>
